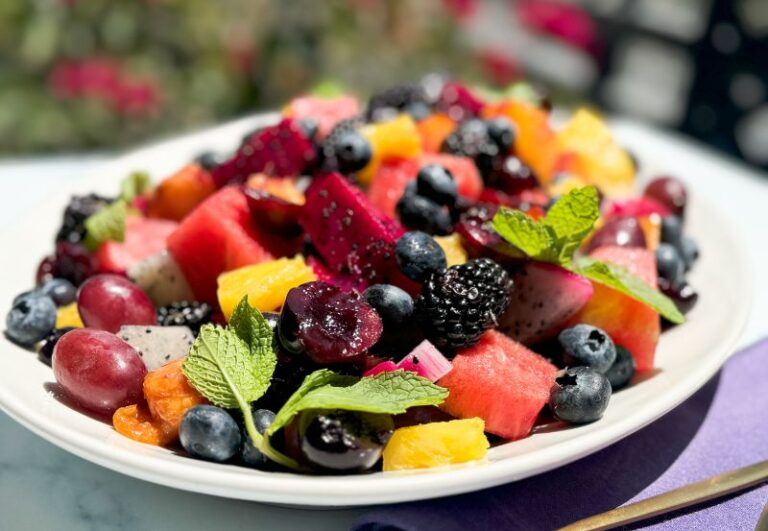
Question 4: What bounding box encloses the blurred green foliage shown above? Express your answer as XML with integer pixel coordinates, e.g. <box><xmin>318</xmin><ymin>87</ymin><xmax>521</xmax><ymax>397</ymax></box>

<box><xmin>0</xmin><ymin>0</ymin><xmax>473</xmax><ymax>153</ymax></box>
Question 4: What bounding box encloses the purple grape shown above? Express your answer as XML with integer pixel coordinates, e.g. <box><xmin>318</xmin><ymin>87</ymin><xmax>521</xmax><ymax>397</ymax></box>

<box><xmin>587</xmin><ymin>217</ymin><xmax>646</xmax><ymax>252</ymax></box>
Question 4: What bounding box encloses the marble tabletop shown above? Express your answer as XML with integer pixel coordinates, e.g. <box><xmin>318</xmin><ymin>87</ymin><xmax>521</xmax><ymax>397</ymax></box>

<box><xmin>0</xmin><ymin>138</ymin><xmax>766</xmax><ymax>530</ymax></box>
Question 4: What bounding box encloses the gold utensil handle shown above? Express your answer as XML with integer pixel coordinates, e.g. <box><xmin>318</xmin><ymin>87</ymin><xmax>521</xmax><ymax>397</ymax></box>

<box><xmin>559</xmin><ymin>459</ymin><xmax>768</xmax><ymax>531</ymax></box>
<box><xmin>756</xmin><ymin>500</ymin><xmax>768</xmax><ymax>531</ymax></box>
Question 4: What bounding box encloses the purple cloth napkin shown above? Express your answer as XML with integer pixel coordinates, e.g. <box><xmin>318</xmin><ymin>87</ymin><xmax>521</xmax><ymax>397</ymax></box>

<box><xmin>353</xmin><ymin>338</ymin><xmax>768</xmax><ymax>531</ymax></box>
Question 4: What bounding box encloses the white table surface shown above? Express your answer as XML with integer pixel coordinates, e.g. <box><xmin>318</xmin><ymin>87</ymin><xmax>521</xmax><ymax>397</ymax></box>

<box><xmin>0</xmin><ymin>132</ymin><xmax>766</xmax><ymax>531</ymax></box>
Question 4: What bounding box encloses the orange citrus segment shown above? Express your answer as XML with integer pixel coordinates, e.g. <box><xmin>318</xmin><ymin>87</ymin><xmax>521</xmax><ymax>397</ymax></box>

<box><xmin>56</xmin><ymin>303</ymin><xmax>84</xmax><ymax>329</ymax></box>
<box><xmin>358</xmin><ymin>115</ymin><xmax>422</xmax><ymax>184</ymax></box>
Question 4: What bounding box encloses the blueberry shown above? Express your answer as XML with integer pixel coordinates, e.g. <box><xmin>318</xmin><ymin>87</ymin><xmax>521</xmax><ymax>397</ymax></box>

<box><xmin>395</xmin><ymin>194</ymin><xmax>452</xmax><ymax>235</ymax></box>
<box><xmin>660</xmin><ymin>215</ymin><xmax>684</xmax><ymax>248</ymax></box>
<box><xmin>485</xmin><ymin>117</ymin><xmax>515</xmax><ymax>152</ymax></box>
<box><xmin>37</xmin><ymin>327</ymin><xmax>76</xmax><ymax>367</ymax></box>
<box><xmin>604</xmin><ymin>346</ymin><xmax>636</xmax><ymax>391</ymax></box>
<box><xmin>558</xmin><ymin>325</ymin><xmax>617</xmax><ymax>374</ymax></box>
<box><xmin>416</xmin><ymin>164</ymin><xmax>458</xmax><ymax>207</ymax></box>
<box><xmin>330</xmin><ymin>132</ymin><xmax>372</xmax><ymax>174</ymax></box>
<box><xmin>179</xmin><ymin>405</ymin><xmax>241</xmax><ymax>462</ymax></box>
<box><xmin>656</xmin><ymin>243</ymin><xmax>685</xmax><ymax>287</ymax></box>
<box><xmin>550</xmin><ymin>367</ymin><xmax>612</xmax><ymax>424</ymax></box>
<box><xmin>299</xmin><ymin>410</ymin><xmax>393</xmax><ymax>472</ymax></box>
<box><xmin>40</xmin><ymin>278</ymin><xmax>77</xmax><ymax>306</ymax></box>
<box><xmin>5</xmin><ymin>293</ymin><xmax>57</xmax><ymax>347</ymax></box>
<box><xmin>240</xmin><ymin>408</ymin><xmax>276</xmax><ymax>468</ymax></box>
<box><xmin>364</xmin><ymin>284</ymin><xmax>414</xmax><ymax>324</ymax></box>
<box><xmin>681</xmin><ymin>237</ymin><xmax>699</xmax><ymax>271</ymax></box>
<box><xmin>195</xmin><ymin>151</ymin><xmax>227</xmax><ymax>171</ymax></box>
<box><xmin>659</xmin><ymin>278</ymin><xmax>699</xmax><ymax>316</ymax></box>
<box><xmin>395</xmin><ymin>231</ymin><xmax>447</xmax><ymax>283</ymax></box>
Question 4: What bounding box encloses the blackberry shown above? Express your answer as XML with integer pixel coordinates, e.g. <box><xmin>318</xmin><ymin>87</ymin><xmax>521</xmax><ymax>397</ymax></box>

<box><xmin>440</xmin><ymin>119</ymin><xmax>499</xmax><ymax>179</ymax></box>
<box><xmin>365</xmin><ymin>84</ymin><xmax>429</xmax><ymax>121</ymax></box>
<box><xmin>418</xmin><ymin>258</ymin><xmax>513</xmax><ymax>351</ymax></box>
<box><xmin>157</xmin><ymin>301</ymin><xmax>213</xmax><ymax>335</ymax></box>
<box><xmin>55</xmin><ymin>194</ymin><xmax>113</xmax><ymax>244</ymax></box>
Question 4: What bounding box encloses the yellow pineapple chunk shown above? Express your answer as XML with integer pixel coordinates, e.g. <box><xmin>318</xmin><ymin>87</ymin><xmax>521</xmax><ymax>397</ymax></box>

<box><xmin>383</xmin><ymin>418</ymin><xmax>489</xmax><ymax>471</ymax></box>
<box><xmin>435</xmin><ymin>234</ymin><xmax>468</xmax><ymax>267</ymax></box>
<box><xmin>556</xmin><ymin>109</ymin><xmax>635</xmax><ymax>198</ymax></box>
<box><xmin>358</xmin><ymin>114</ymin><xmax>422</xmax><ymax>184</ymax></box>
<box><xmin>217</xmin><ymin>256</ymin><xmax>316</xmax><ymax>319</ymax></box>
<box><xmin>56</xmin><ymin>302</ymin><xmax>84</xmax><ymax>329</ymax></box>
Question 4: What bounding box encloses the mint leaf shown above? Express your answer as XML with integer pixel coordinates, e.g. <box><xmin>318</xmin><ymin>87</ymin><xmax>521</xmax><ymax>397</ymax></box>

<box><xmin>575</xmin><ymin>258</ymin><xmax>685</xmax><ymax>324</ymax></box>
<box><xmin>491</xmin><ymin>208</ymin><xmax>556</xmax><ymax>262</ymax></box>
<box><xmin>543</xmin><ymin>186</ymin><xmax>600</xmax><ymax>264</ymax></box>
<box><xmin>267</xmin><ymin>370</ymin><xmax>448</xmax><ymax>437</ymax></box>
<box><xmin>267</xmin><ymin>369</ymin><xmax>357</xmax><ymax>436</ymax></box>
<box><xmin>83</xmin><ymin>199</ymin><xmax>127</xmax><ymax>251</ymax></box>
<box><xmin>182</xmin><ymin>322</ymin><xmax>299</xmax><ymax>469</ymax></box>
<box><xmin>310</xmin><ymin>80</ymin><xmax>345</xmax><ymax>98</ymax></box>
<box><xmin>120</xmin><ymin>171</ymin><xmax>151</xmax><ymax>203</ymax></box>
<box><xmin>228</xmin><ymin>297</ymin><xmax>277</xmax><ymax>400</ymax></box>
<box><xmin>182</xmin><ymin>325</ymin><xmax>266</xmax><ymax>408</ymax></box>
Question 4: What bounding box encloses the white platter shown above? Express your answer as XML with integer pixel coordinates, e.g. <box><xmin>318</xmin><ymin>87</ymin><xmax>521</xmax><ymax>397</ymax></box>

<box><xmin>0</xmin><ymin>114</ymin><xmax>751</xmax><ymax>506</ymax></box>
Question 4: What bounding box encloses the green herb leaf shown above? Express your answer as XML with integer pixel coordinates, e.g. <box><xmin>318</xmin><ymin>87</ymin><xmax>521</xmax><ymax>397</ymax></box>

<box><xmin>543</xmin><ymin>186</ymin><xmax>600</xmax><ymax>264</ymax></box>
<box><xmin>310</xmin><ymin>80</ymin><xmax>345</xmax><ymax>98</ymax></box>
<box><xmin>83</xmin><ymin>199</ymin><xmax>127</xmax><ymax>251</ymax></box>
<box><xmin>267</xmin><ymin>369</ymin><xmax>357</xmax><ymax>436</ymax></box>
<box><xmin>491</xmin><ymin>208</ymin><xmax>556</xmax><ymax>262</ymax></box>
<box><xmin>575</xmin><ymin>258</ymin><xmax>685</xmax><ymax>324</ymax></box>
<box><xmin>228</xmin><ymin>296</ymin><xmax>277</xmax><ymax>394</ymax></box>
<box><xmin>267</xmin><ymin>370</ymin><xmax>448</xmax><ymax>437</ymax></box>
<box><xmin>120</xmin><ymin>171</ymin><xmax>151</xmax><ymax>203</ymax></box>
<box><xmin>182</xmin><ymin>325</ymin><xmax>265</xmax><ymax>409</ymax></box>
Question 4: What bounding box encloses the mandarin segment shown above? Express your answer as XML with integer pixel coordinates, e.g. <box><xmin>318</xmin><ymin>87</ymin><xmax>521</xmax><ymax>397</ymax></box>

<box><xmin>55</xmin><ymin>302</ymin><xmax>84</xmax><ymax>329</ymax></box>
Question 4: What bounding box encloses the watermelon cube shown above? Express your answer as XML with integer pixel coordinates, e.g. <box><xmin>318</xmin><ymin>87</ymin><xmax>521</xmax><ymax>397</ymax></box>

<box><xmin>568</xmin><ymin>245</ymin><xmax>661</xmax><ymax>371</ymax></box>
<box><xmin>167</xmin><ymin>186</ymin><xmax>295</xmax><ymax>304</ymax></box>
<box><xmin>96</xmin><ymin>217</ymin><xmax>178</xmax><ymax>275</ymax></box>
<box><xmin>438</xmin><ymin>331</ymin><xmax>557</xmax><ymax>440</ymax></box>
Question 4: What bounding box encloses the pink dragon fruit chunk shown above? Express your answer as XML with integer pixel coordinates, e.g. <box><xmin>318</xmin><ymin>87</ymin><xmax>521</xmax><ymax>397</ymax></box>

<box><xmin>498</xmin><ymin>261</ymin><xmax>594</xmax><ymax>345</ymax></box>
<box><xmin>363</xmin><ymin>340</ymin><xmax>452</xmax><ymax>382</ymax></box>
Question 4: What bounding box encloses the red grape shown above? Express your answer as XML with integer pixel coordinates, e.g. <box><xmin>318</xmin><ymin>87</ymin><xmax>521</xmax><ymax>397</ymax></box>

<box><xmin>52</xmin><ymin>329</ymin><xmax>147</xmax><ymax>415</ymax></box>
<box><xmin>77</xmin><ymin>274</ymin><xmax>156</xmax><ymax>333</ymax></box>
<box><xmin>644</xmin><ymin>176</ymin><xmax>687</xmax><ymax>217</ymax></box>
<box><xmin>587</xmin><ymin>217</ymin><xmax>646</xmax><ymax>252</ymax></box>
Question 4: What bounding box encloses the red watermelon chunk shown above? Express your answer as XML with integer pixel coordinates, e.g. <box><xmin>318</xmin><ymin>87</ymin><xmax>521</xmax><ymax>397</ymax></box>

<box><xmin>438</xmin><ymin>331</ymin><xmax>557</xmax><ymax>440</ymax></box>
<box><xmin>167</xmin><ymin>186</ymin><xmax>296</xmax><ymax>304</ymax></box>
<box><xmin>96</xmin><ymin>217</ymin><xmax>178</xmax><ymax>275</ymax></box>
<box><xmin>368</xmin><ymin>154</ymin><xmax>483</xmax><ymax>218</ymax></box>
<box><xmin>568</xmin><ymin>245</ymin><xmax>660</xmax><ymax>371</ymax></box>
<box><xmin>284</xmin><ymin>95</ymin><xmax>360</xmax><ymax>139</ymax></box>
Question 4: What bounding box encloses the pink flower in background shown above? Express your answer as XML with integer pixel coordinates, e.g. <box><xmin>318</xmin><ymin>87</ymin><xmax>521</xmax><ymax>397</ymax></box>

<box><xmin>515</xmin><ymin>0</ymin><xmax>599</xmax><ymax>54</ymax></box>
<box><xmin>478</xmin><ymin>49</ymin><xmax>521</xmax><ymax>86</ymax></box>
<box><xmin>48</xmin><ymin>58</ymin><xmax>160</xmax><ymax>117</ymax></box>
<box><xmin>442</xmin><ymin>0</ymin><xmax>478</xmax><ymax>22</ymax></box>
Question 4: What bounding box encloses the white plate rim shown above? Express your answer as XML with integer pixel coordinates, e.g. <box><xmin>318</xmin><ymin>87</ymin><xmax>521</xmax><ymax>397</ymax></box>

<box><xmin>0</xmin><ymin>115</ymin><xmax>752</xmax><ymax>507</ymax></box>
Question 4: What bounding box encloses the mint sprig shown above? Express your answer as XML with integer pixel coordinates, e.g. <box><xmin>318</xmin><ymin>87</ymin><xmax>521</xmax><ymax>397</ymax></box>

<box><xmin>182</xmin><ymin>298</ymin><xmax>296</xmax><ymax>469</ymax></box>
<box><xmin>492</xmin><ymin>186</ymin><xmax>685</xmax><ymax>324</ymax></box>
<box><xmin>83</xmin><ymin>199</ymin><xmax>127</xmax><ymax>251</ymax></box>
<box><xmin>575</xmin><ymin>258</ymin><xmax>685</xmax><ymax>324</ymax></box>
<box><xmin>266</xmin><ymin>369</ymin><xmax>448</xmax><ymax>437</ymax></box>
<box><xmin>120</xmin><ymin>171</ymin><xmax>152</xmax><ymax>203</ymax></box>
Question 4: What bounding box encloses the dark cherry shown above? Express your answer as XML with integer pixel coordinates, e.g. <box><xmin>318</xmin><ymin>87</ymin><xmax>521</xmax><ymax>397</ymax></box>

<box><xmin>299</xmin><ymin>410</ymin><xmax>393</xmax><ymax>473</ymax></box>
<box><xmin>244</xmin><ymin>187</ymin><xmax>303</xmax><ymax>237</ymax></box>
<box><xmin>51</xmin><ymin>241</ymin><xmax>98</xmax><ymax>286</ymax></box>
<box><xmin>488</xmin><ymin>155</ymin><xmax>539</xmax><ymax>195</ymax></box>
<box><xmin>393</xmin><ymin>406</ymin><xmax>454</xmax><ymax>429</ymax></box>
<box><xmin>644</xmin><ymin>176</ymin><xmax>687</xmax><ymax>218</ymax></box>
<box><xmin>587</xmin><ymin>217</ymin><xmax>646</xmax><ymax>252</ymax></box>
<box><xmin>278</xmin><ymin>281</ymin><xmax>383</xmax><ymax>365</ymax></box>
<box><xmin>454</xmin><ymin>204</ymin><xmax>526</xmax><ymax>266</ymax></box>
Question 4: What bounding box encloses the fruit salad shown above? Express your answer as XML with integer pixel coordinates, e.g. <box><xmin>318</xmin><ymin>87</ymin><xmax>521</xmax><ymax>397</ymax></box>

<box><xmin>4</xmin><ymin>79</ymin><xmax>700</xmax><ymax>475</ymax></box>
